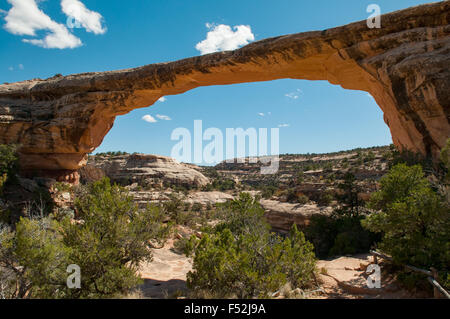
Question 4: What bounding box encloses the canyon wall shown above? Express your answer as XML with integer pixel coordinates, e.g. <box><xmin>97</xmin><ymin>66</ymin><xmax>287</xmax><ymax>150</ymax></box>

<box><xmin>0</xmin><ymin>2</ymin><xmax>449</xmax><ymax>182</ymax></box>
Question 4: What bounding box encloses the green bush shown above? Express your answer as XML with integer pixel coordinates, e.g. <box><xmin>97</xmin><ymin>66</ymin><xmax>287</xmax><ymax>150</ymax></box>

<box><xmin>0</xmin><ymin>217</ymin><xmax>70</xmax><ymax>299</ymax></box>
<box><xmin>0</xmin><ymin>144</ymin><xmax>18</xmax><ymax>196</ymax></box>
<box><xmin>203</xmin><ymin>177</ymin><xmax>236</xmax><ymax>192</ymax></box>
<box><xmin>215</xmin><ymin>193</ymin><xmax>269</xmax><ymax>237</ymax></box>
<box><xmin>305</xmin><ymin>210</ymin><xmax>378</xmax><ymax>258</ymax></box>
<box><xmin>186</xmin><ymin>193</ymin><xmax>316</xmax><ymax>298</ymax></box>
<box><xmin>187</xmin><ymin>225</ymin><xmax>316</xmax><ymax>299</ymax></box>
<box><xmin>362</xmin><ymin>163</ymin><xmax>449</xmax><ymax>288</ymax></box>
<box><xmin>261</xmin><ymin>185</ymin><xmax>277</xmax><ymax>199</ymax></box>
<box><xmin>0</xmin><ymin>178</ymin><xmax>171</xmax><ymax>298</ymax></box>
<box><xmin>285</xmin><ymin>188</ymin><xmax>308</xmax><ymax>204</ymax></box>
<box><xmin>317</xmin><ymin>191</ymin><xmax>334</xmax><ymax>207</ymax></box>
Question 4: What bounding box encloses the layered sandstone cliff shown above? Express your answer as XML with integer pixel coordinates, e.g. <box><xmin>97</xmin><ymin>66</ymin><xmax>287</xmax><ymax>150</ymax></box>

<box><xmin>0</xmin><ymin>2</ymin><xmax>449</xmax><ymax>182</ymax></box>
<box><xmin>87</xmin><ymin>153</ymin><xmax>210</xmax><ymax>187</ymax></box>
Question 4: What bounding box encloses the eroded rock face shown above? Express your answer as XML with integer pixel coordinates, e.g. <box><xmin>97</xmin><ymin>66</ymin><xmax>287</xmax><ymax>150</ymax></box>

<box><xmin>88</xmin><ymin>153</ymin><xmax>210</xmax><ymax>188</ymax></box>
<box><xmin>260</xmin><ymin>199</ymin><xmax>333</xmax><ymax>232</ymax></box>
<box><xmin>0</xmin><ymin>2</ymin><xmax>449</xmax><ymax>181</ymax></box>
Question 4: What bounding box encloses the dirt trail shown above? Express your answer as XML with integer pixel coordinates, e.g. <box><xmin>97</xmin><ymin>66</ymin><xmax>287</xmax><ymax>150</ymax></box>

<box><xmin>137</xmin><ymin>240</ymin><xmax>192</xmax><ymax>298</ymax></box>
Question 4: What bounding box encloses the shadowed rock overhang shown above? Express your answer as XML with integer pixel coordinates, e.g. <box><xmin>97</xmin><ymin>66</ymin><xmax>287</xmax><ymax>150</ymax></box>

<box><xmin>0</xmin><ymin>1</ymin><xmax>449</xmax><ymax>183</ymax></box>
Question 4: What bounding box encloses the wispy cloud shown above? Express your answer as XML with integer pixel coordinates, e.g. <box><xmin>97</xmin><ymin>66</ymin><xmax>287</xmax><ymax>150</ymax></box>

<box><xmin>8</xmin><ymin>63</ymin><xmax>24</xmax><ymax>71</ymax></box>
<box><xmin>278</xmin><ymin>124</ymin><xmax>290</xmax><ymax>128</ymax></box>
<box><xmin>196</xmin><ymin>23</ymin><xmax>254</xmax><ymax>55</ymax></box>
<box><xmin>158</xmin><ymin>97</ymin><xmax>167</xmax><ymax>102</ymax></box>
<box><xmin>61</xmin><ymin>0</ymin><xmax>106</xmax><ymax>34</ymax></box>
<box><xmin>258</xmin><ymin>112</ymin><xmax>265</xmax><ymax>117</ymax></box>
<box><xmin>156</xmin><ymin>114</ymin><xmax>171</xmax><ymax>121</ymax></box>
<box><xmin>142</xmin><ymin>115</ymin><xmax>157</xmax><ymax>123</ymax></box>
<box><xmin>285</xmin><ymin>88</ymin><xmax>303</xmax><ymax>100</ymax></box>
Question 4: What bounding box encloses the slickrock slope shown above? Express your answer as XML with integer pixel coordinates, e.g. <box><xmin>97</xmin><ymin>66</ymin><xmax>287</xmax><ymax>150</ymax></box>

<box><xmin>0</xmin><ymin>2</ymin><xmax>449</xmax><ymax>182</ymax></box>
<box><xmin>87</xmin><ymin>153</ymin><xmax>210</xmax><ymax>187</ymax></box>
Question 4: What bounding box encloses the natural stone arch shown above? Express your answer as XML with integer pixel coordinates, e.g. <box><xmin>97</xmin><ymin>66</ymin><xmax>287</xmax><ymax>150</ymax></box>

<box><xmin>0</xmin><ymin>2</ymin><xmax>449</xmax><ymax>182</ymax></box>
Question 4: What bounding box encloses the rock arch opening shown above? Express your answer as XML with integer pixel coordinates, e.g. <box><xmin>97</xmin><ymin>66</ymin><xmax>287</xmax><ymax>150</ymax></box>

<box><xmin>95</xmin><ymin>79</ymin><xmax>393</xmax><ymax>165</ymax></box>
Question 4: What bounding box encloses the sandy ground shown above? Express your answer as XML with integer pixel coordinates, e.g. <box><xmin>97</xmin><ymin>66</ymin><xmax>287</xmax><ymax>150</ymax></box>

<box><xmin>137</xmin><ymin>240</ymin><xmax>192</xmax><ymax>298</ymax></box>
<box><xmin>315</xmin><ymin>254</ymin><xmax>421</xmax><ymax>299</ymax></box>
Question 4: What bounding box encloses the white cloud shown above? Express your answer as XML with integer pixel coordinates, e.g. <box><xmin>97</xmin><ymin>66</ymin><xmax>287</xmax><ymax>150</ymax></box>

<box><xmin>61</xmin><ymin>0</ymin><xmax>106</xmax><ymax>34</ymax></box>
<box><xmin>8</xmin><ymin>66</ymin><xmax>13</xmax><ymax>71</ymax></box>
<box><xmin>158</xmin><ymin>97</ymin><xmax>167</xmax><ymax>102</ymax></box>
<box><xmin>142</xmin><ymin>115</ymin><xmax>157</xmax><ymax>123</ymax></box>
<box><xmin>258</xmin><ymin>112</ymin><xmax>265</xmax><ymax>117</ymax></box>
<box><xmin>18</xmin><ymin>63</ymin><xmax>24</xmax><ymax>70</ymax></box>
<box><xmin>285</xmin><ymin>89</ymin><xmax>303</xmax><ymax>100</ymax></box>
<box><xmin>285</xmin><ymin>93</ymin><xmax>298</xmax><ymax>99</ymax></box>
<box><xmin>156</xmin><ymin>114</ymin><xmax>171</xmax><ymax>121</ymax></box>
<box><xmin>4</xmin><ymin>0</ymin><xmax>82</xmax><ymax>49</ymax></box>
<box><xmin>268</xmin><ymin>112</ymin><xmax>272</xmax><ymax>115</ymax></box>
<box><xmin>278</xmin><ymin>124</ymin><xmax>290</xmax><ymax>128</ymax></box>
<box><xmin>195</xmin><ymin>23</ymin><xmax>255</xmax><ymax>55</ymax></box>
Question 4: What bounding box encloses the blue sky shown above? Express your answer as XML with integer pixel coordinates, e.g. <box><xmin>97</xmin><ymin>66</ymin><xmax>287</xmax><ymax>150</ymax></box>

<box><xmin>0</xmin><ymin>0</ymin><xmax>433</xmax><ymax>163</ymax></box>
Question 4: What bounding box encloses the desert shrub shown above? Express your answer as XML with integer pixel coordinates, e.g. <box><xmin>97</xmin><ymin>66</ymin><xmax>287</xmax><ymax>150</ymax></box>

<box><xmin>187</xmin><ymin>225</ymin><xmax>316</xmax><ymax>299</ymax></box>
<box><xmin>186</xmin><ymin>193</ymin><xmax>316</xmax><ymax>298</ymax></box>
<box><xmin>285</xmin><ymin>188</ymin><xmax>308</xmax><ymax>204</ymax></box>
<box><xmin>204</xmin><ymin>177</ymin><xmax>236</xmax><ymax>192</ymax></box>
<box><xmin>52</xmin><ymin>182</ymin><xmax>72</xmax><ymax>193</ymax></box>
<box><xmin>0</xmin><ymin>173</ymin><xmax>7</xmax><ymax>197</ymax></box>
<box><xmin>364</xmin><ymin>151</ymin><xmax>376</xmax><ymax>163</ymax></box>
<box><xmin>0</xmin><ymin>178</ymin><xmax>171</xmax><ymax>298</ymax></box>
<box><xmin>305</xmin><ymin>209</ymin><xmax>378</xmax><ymax>258</ymax></box>
<box><xmin>0</xmin><ymin>217</ymin><xmax>70</xmax><ymax>299</ymax></box>
<box><xmin>215</xmin><ymin>193</ymin><xmax>269</xmax><ymax>237</ymax></box>
<box><xmin>317</xmin><ymin>191</ymin><xmax>334</xmax><ymax>207</ymax></box>
<box><xmin>191</xmin><ymin>203</ymin><xmax>203</xmax><ymax>212</ymax></box>
<box><xmin>440</xmin><ymin>138</ymin><xmax>450</xmax><ymax>184</ymax></box>
<box><xmin>162</xmin><ymin>193</ymin><xmax>187</xmax><ymax>224</ymax></box>
<box><xmin>297</xmin><ymin>194</ymin><xmax>309</xmax><ymax>205</ymax></box>
<box><xmin>0</xmin><ymin>144</ymin><xmax>18</xmax><ymax>196</ymax></box>
<box><xmin>296</xmin><ymin>170</ymin><xmax>304</xmax><ymax>184</ymax></box>
<box><xmin>95</xmin><ymin>151</ymin><xmax>129</xmax><ymax>157</ymax></box>
<box><xmin>0</xmin><ymin>144</ymin><xmax>18</xmax><ymax>177</ymax></box>
<box><xmin>337</xmin><ymin>172</ymin><xmax>363</xmax><ymax>215</ymax></box>
<box><xmin>323</xmin><ymin>162</ymin><xmax>333</xmax><ymax>173</ymax></box>
<box><xmin>261</xmin><ymin>185</ymin><xmax>277</xmax><ymax>199</ymax></box>
<box><xmin>64</xmin><ymin>178</ymin><xmax>171</xmax><ymax>298</ymax></box>
<box><xmin>362</xmin><ymin>163</ymin><xmax>449</xmax><ymax>288</ymax></box>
